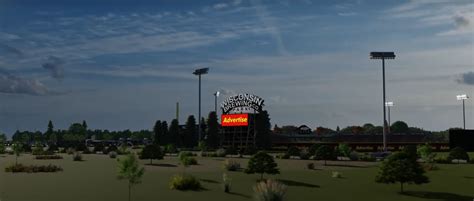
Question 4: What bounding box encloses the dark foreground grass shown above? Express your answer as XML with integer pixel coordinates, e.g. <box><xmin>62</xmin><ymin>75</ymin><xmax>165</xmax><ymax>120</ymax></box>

<box><xmin>0</xmin><ymin>154</ymin><xmax>473</xmax><ymax>201</ymax></box>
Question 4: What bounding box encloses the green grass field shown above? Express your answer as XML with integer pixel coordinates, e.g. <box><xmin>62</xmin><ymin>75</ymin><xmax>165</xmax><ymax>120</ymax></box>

<box><xmin>1</xmin><ymin>153</ymin><xmax>473</xmax><ymax>201</ymax></box>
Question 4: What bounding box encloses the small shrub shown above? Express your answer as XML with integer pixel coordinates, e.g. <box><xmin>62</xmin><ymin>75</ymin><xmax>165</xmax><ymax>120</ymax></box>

<box><xmin>82</xmin><ymin>148</ymin><xmax>93</xmax><ymax>154</ymax></box>
<box><xmin>93</xmin><ymin>144</ymin><xmax>104</xmax><ymax>153</ymax></box>
<box><xmin>349</xmin><ymin>151</ymin><xmax>360</xmax><ymax>161</ymax></box>
<box><xmin>332</xmin><ymin>171</ymin><xmax>343</xmax><ymax>178</ymax></box>
<box><xmin>182</xmin><ymin>157</ymin><xmax>198</xmax><ymax>166</ymax></box>
<box><xmin>223</xmin><ymin>159</ymin><xmax>241</xmax><ymax>171</ymax></box>
<box><xmin>104</xmin><ymin>145</ymin><xmax>118</xmax><ymax>154</ymax></box>
<box><xmin>226</xmin><ymin>147</ymin><xmax>238</xmax><ymax>155</ymax></box>
<box><xmin>216</xmin><ymin>148</ymin><xmax>226</xmax><ymax>157</ymax></box>
<box><xmin>241</xmin><ymin>146</ymin><xmax>258</xmax><ymax>155</ymax></box>
<box><xmin>32</xmin><ymin>145</ymin><xmax>45</xmax><ymax>155</ymax></box>
<box><xmin>72</xmin><ymin>152</ymin><xmax>82</xmax><ymax>161</ymax></box>
<box><xmin>35</xmin><ymin>155</ymin><xmax>63</xmax><ymax>160</ymax></box>
<box><xmin>448</xmin><ymin>147</ymin><xmax>470</xmax><ymax>163</ymax></box>
<box><xmin>300</xmin><ymin>152</ymin><xmax>310</xmax><ymax>160</ymax></box>
<box><xmin>5</xmin><ymin>164</ymin><xmax>63</xmax><ymax>173</ymax></box>
<box><xmin>253</xmin><ymin>179</ymin><xmax>287</xmax><ymax>201</ymax></box>
<box><xmin>276</xmin><ymin>153</ymin><xmax>290</xmax><ymax>159</ymax></box>
<box><xmin>109</xmin><ymin>151</ymin><xmax>117</xmax><ymax>159</ymax></box>
<box><xmin>164</xmin><ymin>144</ymin><xmax>177</xmax><ymax>154</ymax></box>
<box><xmin>66</xmin><ymin>148</ymin><xmax>75</xmax><ymax>155</ymax></box>
<box><xmin>434</xmin><ymin>157</ymin><xmax>451</xmax><ymax>164</ymax></box>
<box><xmin>223</xmin><ymin>173</ymin><xmax>231</xmax><ymax>193</ymax></box>
<box><xmin>359</xmin><ymin>154</ymin><xmax>376</xmax><ymax>162</ymax></box>
<box><xmin>178</xmin><ymin>151</ymin><xmax>194</xmax><ymax>161</ymax></box>
<box><xmin>169</xmin><ymin>174</ymin><xmax>202</xmax><ymax>190</ymax></box>
<box><xmin>307</xmin><ymin>163</ymin><xmax>315</xmax><ymax>170</ymax></box>
<box><xmin>287</xmin><ymin>146</ymin><xmax>301</xmax><ymax>156</ymax></box>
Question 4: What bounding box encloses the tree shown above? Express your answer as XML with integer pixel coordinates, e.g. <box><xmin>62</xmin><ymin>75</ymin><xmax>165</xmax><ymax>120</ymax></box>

<box><xmin>161</xmin><ymin>121</ymin><xmax>169</xmax><ymax>145</ymax></box>
<box><xmin>337</xmin><ymin>143</ymin><xmax>351</xmax><ymax>157</ymax></box>
<box><xmin>12</xmin><ymin>142</ymin><xmax>23</xmax><ymax>166</ymax></box>
<box><xmin>139</xmin><ymin>144</ymin><xmax>163</xmax><ymax>164</ymax></box>
<box><xmin>308</xmin><ymin>144</ymin><xmax>320</xmax><ymax>156</ymax></box>
<box><xmin>82</xmin><ymin>120</ymin><xmax>88</xmax><ymax>130</ymax></box>
<box><xmin>287</xmin><ymin>146</ymin><xmax>300</xmax><ymax>156</ymax></box>
<box><xmin>315</xmin><ymin>145</ymin><xmax>334</xmax><ymax>166</ymax></box>
<box><xmin>417</xmin><ymin>144</ymin><xmax>436</xmax><ymax>170</ymax></box>
<box><xmin>169</xmin><ymin>119</ymin><xmax>180</xmax><ymax>147</ymax></box>
<box><xmin>200</xmin><ymin>117</ymin><xmax>207</xmax><ymax>138</ymax></box>
<box><xmin>44</xmin><ymin>120</ymin><xmax>54</xmax><ymax>143</ymax></box>
<box><xmin>402</xmin><ymin>145</ymin><xmax>418</xmax><ymax>160</ymax></box>
<box><xmin>206</xmin><ymin>111</ymin><xmax>219</xmax><ymax>149</ymax></box>
<box><xmin>391</xmin><ymin>121</ymin><xmax>409</xmax><ymax>134</ymax></box>
<box><xmin>375</xmin><ymin>152</ymin><xmax>429</xmax><ymax>193</ymax></box>
<box><xmin>184</xmin><ymin>115</ymin><xmax>197</xmax><ymax>148</ymax></box>
<box><xmin>117</xmin><ymin>154</ymin><xmax>145</xmax><ymax>201</ymax></box>
<box><xmin>245</xmin><ymin>151</ymin><xmax>279</xmax><ymax>180</ymax></box>
<box><xmin>448</xmin><ymin>147</ymin><xmax>470</xmax><ymax>163</ymax></box>
<box><xmin>153</xmin><ymin>120</ymin><xmax>162</xmax><ymax>145</ymax></box>
<box><xmin>256</xmin><ymin>111</ymin><xmax>272</xmax><ymax>149</ymax></box>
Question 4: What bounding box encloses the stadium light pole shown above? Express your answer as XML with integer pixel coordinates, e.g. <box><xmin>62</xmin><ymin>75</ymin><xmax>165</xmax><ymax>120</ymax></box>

<box><xmin>456</xmin><ymin>94</ymin><xmax>469</xmax><ymax>129</ymax></box>
<box><xmin>214</xmin><ymin>91</ymin><xmax>220</xmax><ymax>114</ymax></box>
<box><xmin>385</xmin><ymin>101</ymin><xmax>394</xmax><ymax>133</ymax></box>
<box><xmin>193</xmin><ymin>67</ymin><xmax>209</xmax><ymax>142</ymax></box>
<box><xmin>370</xmin><ymin>52</ymin><xmax>395</xmax><ymax>152</ymax></box>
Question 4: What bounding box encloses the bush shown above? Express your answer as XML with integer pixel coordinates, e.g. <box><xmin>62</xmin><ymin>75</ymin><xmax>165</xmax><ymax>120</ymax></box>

<box><xmin>82</xmin><ymin>148</ymin><xmax>93</xmax><ymax>154</ymax></box>
<box><xmin>140</xmin><ymin>144</ymin><xmax>163</xmax><ymax>164</ymax></box>
<box><xmin>182</xmin><ymin>157</ymin><xmax>198</xmax><ymax>166</ymax></box>
<box><xmin>73</xmin><ymin>152</ymin><xmax>82</xmax><ymax>161</ymax></box>
<box><xmin>332</xmin><ymin>171</ymin><xmax>343</xmax><ymax>178</ymax></box>
<box><xmin>104</xmin><ymin>145</ymin><xmax>118</xmax><ymax>154</ymax></box>
<box><xmin>359</xmin><ymin>154</ymin><xmax>376</xmax><ymax>162</ymax></box>
<box><xmin>66</xmin><ymin>148</ymin><xmax>75</xmax><ymax>155</ymax></box>
<box><xmin>448</xmin><ymin>147</ymin><xmax>470</xmax><ymax>162</ymax></box>
<box><xmin>287</xmin><ymin>146</ymin><xmax>301</xmax><ymax>156</ymax></box>
<box><xmin>223</xmin><ymin>159</ymin><xmax>241</xmax><ymax>171</ymax></box>
<box><xmin>253</xmin><ymin>179</ymin><xmax>287</xmax><ymax>201</ymax></box>
<box><xmin>35</xmin><ymin>155</ymin><xmax>63</xmax><ymax>160</ymax></box>
<box><xmin>169</xmin><ymin>174</ymin><xmax>202</xmax><ymax>190</ymax></box>
<box><xmin>93</xmin><ymin>144</ymin><xmax>104</xmax><ymax>153</ymax></box>
<box><xmin>308</xmin><ymin>144</ymin><xmax>321</xmax><ymax>156</ymax></box>
<box><xmin>109</xmin><ymin>151</ymin><xmax>117</xmax><ymax>159</ymax></box>
<box><xmin>226</xmin><ymin>147</ymin><xmax>238</xmax><ymax>155</ymax></box>
<box><xmin>178</xmin><ymin>151</ymin><xmax>194</xmax><ymax>160</ymax></box>
<box><xmin>434</xmin><ymin>157</ymin><xmax>451</xmax><ymax>164</ymax></box>
<box><xmin>276</xmin><ymin>153</ymin><xmax>290</xmax><ymax>159</ymax></box>
<box><xmin>5</xmin><ymin>164</ymin><xmax>63</xmax><ymax>173</ymax></box>
<box><xmin>241</xmin><ymin>146</ymin><xmax>258</xmax><ymax>155</ymax></box>
<box><xmin>300</xmin><ymin>152</ymin><xmax>310</xmax><ymax>160</ymax></box>
<box><xmin>216</xmin><ymin>148</ymin><xmax>226</xmax><ymax>157</ymax></box>
<box><xmin>349</xmin><ymin>151</ymin><xmax>360</xmax><ymax>161</ymax></box>
<box><xmin>32</xmin><ymin>145</ymin><xmax>45</xmax><ymax>155</ymax></box>
<box><xmin>164</xmin><ymin>144</ymin><xmax>178</xmax><ymax>154</ymax></box>
<box><xmin>307</xmin><ymin>163</ymin><xmax>315</xmax><ymax>170</ymax></box>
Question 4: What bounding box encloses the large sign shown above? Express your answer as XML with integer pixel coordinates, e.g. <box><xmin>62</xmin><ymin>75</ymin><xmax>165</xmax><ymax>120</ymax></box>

<box><xmin>221</xmin><ymin>114</ymin><xmax>249</xmax><ymax>127</ymax></box>
<box><xmin>221</xmin><ymin>93</ymin><xmax>264</xmax><ymax>114</ymax></box>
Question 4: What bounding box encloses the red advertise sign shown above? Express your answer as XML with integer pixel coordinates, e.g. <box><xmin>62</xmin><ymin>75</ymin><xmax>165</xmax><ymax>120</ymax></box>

<box><xmin>221</xmin><ymin>114</ymin><xmax>249</xmax><ymax>127</ymax></box>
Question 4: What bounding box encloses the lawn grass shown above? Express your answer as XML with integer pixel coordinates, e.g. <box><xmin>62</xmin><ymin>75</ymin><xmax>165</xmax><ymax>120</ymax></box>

<box><xmin>0</xmin><ymin>153</ymin><xmax>473</xmax><ymax>201</ymax></box>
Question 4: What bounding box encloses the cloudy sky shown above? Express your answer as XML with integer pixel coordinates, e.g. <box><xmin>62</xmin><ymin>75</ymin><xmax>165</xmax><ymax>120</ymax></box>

<box><xmin>0</xmin><ymin>0</ymin><xmax>472</xmax><ymax>136</ymax></box>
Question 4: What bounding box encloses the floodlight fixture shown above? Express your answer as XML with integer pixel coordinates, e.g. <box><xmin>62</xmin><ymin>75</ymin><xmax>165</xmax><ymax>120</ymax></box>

<box><xmin>457</xmin><ymin>94</ymin><xmax>468</xmax><ymax>100</ymax></box>
<box><xmin>193</xmin><ymin>67</ymin><xmax>209</xmax><ymax>75</ymax></box>
<box><xmin>385</xmin><ymin>101</ymin><xmax>394</xmax><ymax>107</ymax></box>
<box><xmin>370</xmin><ymin>52</ymin><xmax>395</xmax><ymax>59</ymax></box>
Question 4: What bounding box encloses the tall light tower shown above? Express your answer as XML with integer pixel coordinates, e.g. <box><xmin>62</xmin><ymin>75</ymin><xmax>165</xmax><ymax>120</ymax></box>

<box><xmin>385</xmin><ymin>101</ymin><xmax>394</xmax><ymax>133</ymax></box>
<box><xmin>193</xmin><ymin>67</ymin><xmax>209</xmax><ymax>142</ymax></box>
<box><xmin>214</xmin><ymin>91</ymin><xmax>220</xmax><ymax>114</ymax></box>
<box><xmin>370</xmin><ymin>52</ymin><xmax>395</xmax><ymax>152</ymax></box>
<box><xmin>456</xmin><ymin>94</ymin><xmax>469</xmax><ymax>129</ymax></box>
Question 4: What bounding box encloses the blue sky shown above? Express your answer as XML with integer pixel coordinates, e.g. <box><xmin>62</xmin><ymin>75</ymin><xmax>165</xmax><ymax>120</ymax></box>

<box><xmin>0</xmin><ymin>0</ymin><xmax>473</xmax><ymax>136</ymax></box>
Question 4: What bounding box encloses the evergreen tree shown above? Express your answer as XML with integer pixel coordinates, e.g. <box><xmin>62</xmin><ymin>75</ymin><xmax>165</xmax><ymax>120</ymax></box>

<box><xmin>184</xmin><ymin>115</ymin><xmax>197</xmax><ymax>148</ymax></box>
<box><xmin>161</xmin><ymin>121</ymin><xmax>169</xmax><ymax>145</ymax></box>
<box><xmin>153</xmin><ymin>120</ymin><xmax>162</xmax><ymax>145</ymax></box>
<box><xmin>206</xmin><ymin>111</ymin><xmax>219</xmax><ymax>149</ymax></box>
<box><xmin>82</xmin><ymin>120</ymin><xmax>88</xmax><ymax>130</ymax></box>
<box><xmin>245</xmin><ymin>151</ymin><xmax>280</xmax><ymax>180</ymax></box>
<box><xmin>375</xmin><ymin>152</ymin><xmax>429</xmax><ymax>192</ymax></box>
<box><xmin>200</xmin><ymin>117</ymin><xmax>207</xmax><ymax>139</ymax></box>
<box><xmin>45</xmin><ymin>120</ymin><xmax>54</xmax><ymax>142</ymax></box>
<box><xmin>256</xmin><ymin>110</ymin><xmax>271</xmax><ymax>149</ymax></box>
<box><xmin>169</xmin><ymin>119</ymin><xmax>180</xmax><ymax>147</ymax></box>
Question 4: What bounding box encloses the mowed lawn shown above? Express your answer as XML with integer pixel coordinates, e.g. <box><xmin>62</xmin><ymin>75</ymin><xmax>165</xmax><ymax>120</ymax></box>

<box><xmin>0</xmin><ymin>153</ymin><xmax>473</xmax><ymax>201</ymax></box>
